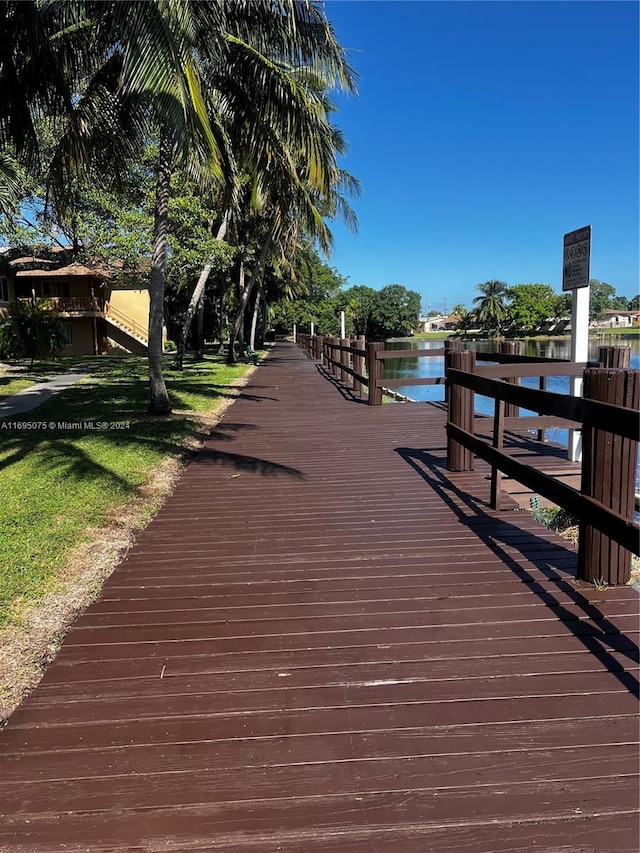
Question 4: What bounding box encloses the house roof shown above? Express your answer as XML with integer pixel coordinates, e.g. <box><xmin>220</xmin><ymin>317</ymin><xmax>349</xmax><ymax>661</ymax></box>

<box><xmin>9</xmin><ymin>256</ymin><xmax>58</xmax><ymax>267</ymax></box>
<box><xmin>13</xmin><ymin>261</ymin><xmax>113</xmax><ymax>280</ymax></box>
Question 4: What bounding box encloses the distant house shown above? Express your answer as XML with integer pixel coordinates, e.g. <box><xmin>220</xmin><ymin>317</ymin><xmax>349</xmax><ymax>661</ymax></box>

<box><xmin>418</xmin><ymin>314</ymin><xmax>461</xmax><ymax>333</ymax></box>
<box><xmin>599</xmin><ymin>310</ymin><xmax>640</xmax><ymax>329</ymax></box>
<box><xmin>0</xmin><ymin>251</ymin><xmax>149</xmax><ymax>355</ymax></box>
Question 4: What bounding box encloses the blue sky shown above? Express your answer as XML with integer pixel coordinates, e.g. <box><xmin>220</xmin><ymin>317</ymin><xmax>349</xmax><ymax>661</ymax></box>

<box><xmin>324</xmin><ymin>0</ymin><xmax>639</xmax><ymax>313</ymax></box>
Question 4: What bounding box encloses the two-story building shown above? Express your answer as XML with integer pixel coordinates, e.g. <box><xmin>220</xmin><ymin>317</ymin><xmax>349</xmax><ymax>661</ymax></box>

<box><xmin>0</xmin><ymin>252</ymin><xmax>149</xmax><ymax>355</ymax></box>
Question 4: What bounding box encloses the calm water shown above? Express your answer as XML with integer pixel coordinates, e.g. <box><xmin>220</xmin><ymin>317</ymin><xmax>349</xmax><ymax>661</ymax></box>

<box><xmin>384</xmin><ymin>335</ymin><xmax>640</xmax><ymax>458</ymax></box>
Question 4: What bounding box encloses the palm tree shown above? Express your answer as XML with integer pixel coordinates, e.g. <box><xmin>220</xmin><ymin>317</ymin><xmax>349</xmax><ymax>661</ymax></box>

<box><xmin>0</xmin><ymin>152</ymin><xmax>21</xmax><ymax>219</ymax></box>
<box><xmin>473</xmin><ymin>279</ymin><xmax>509</xmax><ymax>337</ymax></box>
<box><xmin>225</xmin><ymin>141</ymin><xmax>359</xmax><ymax>364</ymax></box>
<box><xmin>0</xmin><ymin>1</ymin><xmax>356</xmax><ymax>412</ymax></box>
<box><xmin>174</xmin><ymin>19</ymin><xmax>357</xmax><ymax>369</ymax></box>
<box><xmin>0</xmin><ymin>0</ymin><xmax>223</xmax><ymax>412</ymax></box>
<box><xmin>454</xmin><ymin>308</ymin><xmax>475</xmax><ymax>340</ymax></box>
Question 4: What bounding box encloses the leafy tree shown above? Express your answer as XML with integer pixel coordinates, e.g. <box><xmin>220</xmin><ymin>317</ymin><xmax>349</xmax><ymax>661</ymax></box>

<box><xmin>1</xmin><ymin>1</ymin><xmax>356</xmax><ymax>412</ymax></box>
<box><xmin>270</xmin><ymin>242</ymin><xmax>347</xmax><ymax>335</ymax></box>
<box><xmin>588</xmin><ymin>279</ymin><xmax>616</xmax><ymax>322</ymax></box>
<box><xmin>507</xmin><ymin>283</ymin><xmax>559</xmax><ymax>333</ymax></box>
<box><xmin>554</xmin><ymin>292</ymin><xmax>572</xmax><ymax>318</ymax></box>
<box><xmin>610</xmin><ymin>295</ymin><xmax>629</xmax><ymax>311</ymax></box>
<box><xmin>0</xmin><ymin>299</ymin><xmax>66</xmax><ymax>366</ymax></box>
<box><xmin>369</xmin><ymin>284</ymin><xmax>421</xmax><ymax>339</ymax></box>
<box><xmin>451</xmin><ymin>303</ymin><xmax>467</xmax><ymax>316</ymax></box>
<box><xmin>629</xmin><ymin>295</ymin><xmax>640</xmax><ymax>311</ymax></box>
<box><xmin>472</xmin><ymin>279</ymin><xmax>509</xmax><ymax>337</ymax></box>
<box><xmin>343</xmin><ymin>284</ymin><xmax>378</xmax><ymax>337</ymax></box>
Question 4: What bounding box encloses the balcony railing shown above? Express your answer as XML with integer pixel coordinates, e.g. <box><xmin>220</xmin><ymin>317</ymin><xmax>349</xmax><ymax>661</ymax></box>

<box><xmin>33</xmin><ymin>296</ymin><xmax>106</xmax><ymax>313</ymax></box>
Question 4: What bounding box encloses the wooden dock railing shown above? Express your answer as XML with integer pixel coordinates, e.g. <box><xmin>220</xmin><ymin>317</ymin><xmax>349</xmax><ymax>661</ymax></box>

<box><xmin>296</xmin><ymin>333</ymin><xmax>576</xmax><ymax>414</ymax></box>
<box><xmin>296</xmin><ymin>334</ymin><xmax>639</xmax><ymax>585</ymax></box>
<box><xmin>446</xmin><ymin>351</ymin><xmax>639</xmax><ymax>584</ymax></box>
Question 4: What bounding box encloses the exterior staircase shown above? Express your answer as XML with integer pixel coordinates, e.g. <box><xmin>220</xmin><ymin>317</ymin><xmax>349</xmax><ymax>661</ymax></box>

<box><xmin>105</xmin><ymin>304</ymin><xmax>149</xmax><ymax>352</ymax></box>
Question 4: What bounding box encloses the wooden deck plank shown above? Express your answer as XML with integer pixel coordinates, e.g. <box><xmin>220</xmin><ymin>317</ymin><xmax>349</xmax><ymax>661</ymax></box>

<box><xmin>2</xmin><ymin>784</ymin><xmax>639</xmax><ymax>853</ymax></box>
<box><xmin>1</xmin><ymin>342</ymin><xmax>637</xmax><ymax>852</ymax></box>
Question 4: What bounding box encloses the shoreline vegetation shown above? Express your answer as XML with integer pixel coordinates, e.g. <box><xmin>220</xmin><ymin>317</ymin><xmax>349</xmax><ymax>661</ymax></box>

<box><xmin>0</xmin><ymin>352</ymin><xmax>259</xmax><ymax>717</ymax></box>
<box><xmin>402</xmin><ymin>328</ymin><xmax>640</xmax><ymax>342</ymax></box>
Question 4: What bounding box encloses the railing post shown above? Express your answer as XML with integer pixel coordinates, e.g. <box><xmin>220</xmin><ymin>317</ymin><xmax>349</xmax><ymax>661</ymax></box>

<box><xmin>367</xmin><ymin>342</ymin><xmax>384</xmax><ymax>406</ymax></box>
<box><xmin>329</xmin><ymin>337</ymin><xmax>340</xmax><ymax>378</ymax></box>
<box><xmin>598</xmin><ymin>345</ymin><xmax>631</xmax><ymax>368</ymax></box>
<box><xmin>447</xmin><ymin>349</ymin><xmax>476</xmax><ymax>471</ymax></box>
<box><xmin>578</xmin><ymin>367</ymin><xmax>639</xmax><ymax>585</ymax></box>
<box><xmin>490</xmin><ymin>398</ymin><xmax>506</xmax><ymax>510</ymax></box>
<box><xmin>444</xmin><ymin>339</ymin><xmax>461</xmax><ymax>403</ymax></box>
<box><xmin>499</xmin><ymin>340</ymin><xmax>523</xmax><ymax>418</ymax></box>
<box><xmin>353</xmin><ymin>335</ymin><xmax>365</xmax><ymax>397</ymax></box>
<box><xmin>340</xmin><ymin>338</ymin><xmax>352</xmax><ymax>387</ymax></box>
<box><xmin>537</xmin><ymin>376</ymin><xmax>547</xmax><ymax>443</ymax></box>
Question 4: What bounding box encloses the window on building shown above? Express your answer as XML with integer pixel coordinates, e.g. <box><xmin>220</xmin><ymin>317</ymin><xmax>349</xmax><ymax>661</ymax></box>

<box><xmin>61</xmin><ymin>322</ymin><xmax>73</xmax><ymax>345</ymax></box>
<box><xmin>0</xmin><ymin>276</ymin><xmax>9</xmax><ymax>302</ymax></box>
<box><xmin>42</xmin><ymin>280</ymin><xmax>70</xmax><ymax>298</ymax></box>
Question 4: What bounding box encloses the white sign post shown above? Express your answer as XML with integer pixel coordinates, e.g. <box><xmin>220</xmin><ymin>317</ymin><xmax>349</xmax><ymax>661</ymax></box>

<box><xmin>340</xmin><ymin>310</ymin><xmax>346</xmax><ymax>339</ymax></box>
<box><xmin>562</xmin><ymin>225</ymin><xmax>591</xmax><ymax>463</ymax></box>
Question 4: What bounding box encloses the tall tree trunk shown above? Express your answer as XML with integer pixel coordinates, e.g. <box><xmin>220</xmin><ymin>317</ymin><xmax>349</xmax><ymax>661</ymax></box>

<box><xmin>227</xmin><ymin>256</ymin><xmax>245</xmax><ymax>364</ymax></box>
<box><xmin>227</xmin><ymin>227</ymin><xmax>274</xmax><ymax>364</ymax></box>
<box><xmin>259</xmin><ymin>299</ymin><xmax>269</xmax><ymax>347</ymax></box>
<box><xmin>217</xmin><ymin>294</ymin><xmax>225</xmax><ymax>354</ymax></box>
<box><xmin>249</xmin><ymin>280</ymin><xmax>264</xmax><ymax>352</ymax></box>
<box><xmin>148</xmin><ymin>130</ymin><xmax>173</xmax><ymax>415</ymax></box>
<box><xmin>174</xmin><ymin>209</ymin><xmax>231</xmax><ymax>369</ymax></box>
<box><xmin>195</xmin><ymin>297</ymin><xmax>205</xmax><ymax>359</ymax></box>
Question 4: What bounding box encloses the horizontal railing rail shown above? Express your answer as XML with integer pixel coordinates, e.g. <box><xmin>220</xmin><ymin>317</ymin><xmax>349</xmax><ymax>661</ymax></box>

<box><xmin>29</xmin><ymin>296</ymin><xmax>105</xmax><ymax>312</ymax></box>
<box><xmin>296</xmin><ymin>334</ymin><xmax>581</xmax><ymax>410</ymax></box>
<box><xmin>450</xmin><ymin>367</ymin><xmax>638</xmax><ymax>439</ymax></box>
<box><xmin>105</xmin><ymin>303</ymin><xmax>148</xmax><ymax>343</ymax></box>
<box><xmin>295</xmin><ymin>334</ymin><xmax>638</xmax><ymax>585</ymax></box>
<box><xmin>445</xmin><ymin>349</ymin><xmax>639</xmax><ymax>584</ymax></box>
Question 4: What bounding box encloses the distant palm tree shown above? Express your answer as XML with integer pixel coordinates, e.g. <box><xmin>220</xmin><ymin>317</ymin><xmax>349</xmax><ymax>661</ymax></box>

<box><xmin>473</xmin><ymin>279</ymin><xmax>509</xmax><ymax>337</ymax></box>
<box><xmin>454</xmin><ymin>308</ymin><xmax>475</xmax><ymax>340</ymax></box>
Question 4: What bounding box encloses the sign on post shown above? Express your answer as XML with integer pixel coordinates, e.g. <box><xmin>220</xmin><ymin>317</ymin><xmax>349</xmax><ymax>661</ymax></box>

<box><xmin>562</xmin><ymin>225</ymin><xmax>591</xmax><ymax>463</ymax></box>
<box><xmin>562</xmin><ymin>225</ymin><xmax>591</xmax><ymax>291</ymax></box>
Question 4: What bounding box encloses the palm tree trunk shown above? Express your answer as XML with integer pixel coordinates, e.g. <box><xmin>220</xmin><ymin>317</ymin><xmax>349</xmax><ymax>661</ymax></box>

<box><xmin>249</xmin><ymin>282</ymin><xmax>262</xmax><ymax>351</ymax></box>
<box><xmin>259</xmin><ymin>299</ymin><xmax>269</xmax><ymax>347</ymax></box>
<box><xmin>227</xmin><ymin>256</ymin><xmax>245</xmax><ymax>364</ymax></box>
<box><xmin>174</xmin><ymin>209</ymin><xmax>231</xmax><ymax>369</ymax></box>
<box><xmin>195</xmin><ymin>297</ymin><xmax>205</xmax><ymax>359</ymax></box>
<box><xmin>148</xmin><ymin>130</ymin><xmax>173</xmax><ymax>415</ymax></box>
<box><xmin>227</xmin><ymin>226</ymin><xmax>274</xmax><ymax>364</ymax></box>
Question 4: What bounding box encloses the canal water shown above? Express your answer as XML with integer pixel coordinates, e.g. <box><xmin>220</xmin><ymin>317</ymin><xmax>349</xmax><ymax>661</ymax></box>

<box><xmin>384</xmin><ymin>335</ymin><xmax>640</xmax><ymax>483</ymax></box>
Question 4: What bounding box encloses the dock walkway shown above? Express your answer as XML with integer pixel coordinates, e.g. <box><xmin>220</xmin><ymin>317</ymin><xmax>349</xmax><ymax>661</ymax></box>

<box><xmin>1</xmin><ymin>342</ymin><xmax>638</xmax><ymax>852</ymax></box>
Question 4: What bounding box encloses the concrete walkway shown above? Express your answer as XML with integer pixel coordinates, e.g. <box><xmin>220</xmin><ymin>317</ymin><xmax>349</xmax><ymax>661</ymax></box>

<box><xmin>0</xmin><ymin>371</ymin><xmax>90</xmax><ymax>419</ymax></box>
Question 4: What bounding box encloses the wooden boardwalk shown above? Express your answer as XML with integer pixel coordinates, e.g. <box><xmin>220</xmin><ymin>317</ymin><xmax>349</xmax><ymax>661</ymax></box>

<box><xmin>1</xmin><ymin>342</ymin><xmax>638</xmax><ymax>852</ymax></box>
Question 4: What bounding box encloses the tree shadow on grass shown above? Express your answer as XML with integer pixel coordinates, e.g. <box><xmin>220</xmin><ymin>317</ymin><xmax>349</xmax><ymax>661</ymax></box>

<box><xmin>0</xmin><ymin>378</ymin><xmax>222</xmax><ymax>480</ymax></box>
<box><xmin>0</xmin><ymin>436</ymin><xmax>134</xmax><ymax>490</ymax></box>
<box><xmin>395</xmin><ymin>446</ymin><xmax>639</xmax><ymax>693</ymax></box>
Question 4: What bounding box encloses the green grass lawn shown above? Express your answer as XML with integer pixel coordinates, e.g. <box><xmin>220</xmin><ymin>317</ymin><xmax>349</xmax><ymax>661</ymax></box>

<box><xmin>0</xmin><ymin>354</ymin><xmax>254</xmax><ymax>624</ymax></box>
<box><xmin>595</xmin><ymin>326</ymin><xmax>639</xmax><ymax>337</ymax></box>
